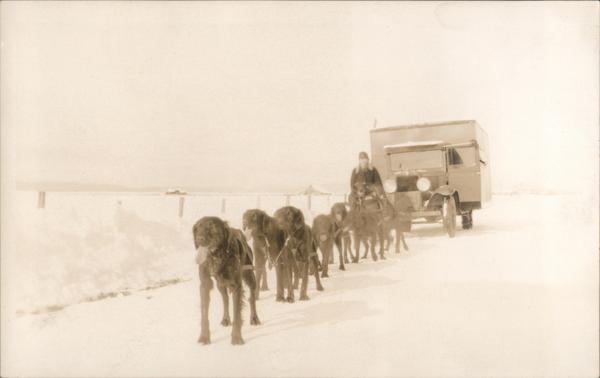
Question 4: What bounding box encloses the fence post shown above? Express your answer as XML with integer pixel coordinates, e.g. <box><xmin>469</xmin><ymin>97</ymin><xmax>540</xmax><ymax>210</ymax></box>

<box><xmin>221</xmin><ymin>198</ymin><xmax>226</xmax><ymax>213</ymax></box>
<box><xmin>178</xmin><ymin>196</ymin><xmax>185</xmax><ymax>218</ymax></box>
<box><xmin>37</xmin><ymin>191</ymin><xmax>46</xmax><ymax>209</ymax></box>
<box><xmin>307</xmin><ymin>193</ymin><xmax>312</xmax><ymax>210</ymax></box>
<box><xmin>285</xmin><ymin>195</ymin><xmax>290</xmax><ymax>206</ymax></box>
<box><xmin>344</xmin><ymin>193</ymin><xmax>348</xmax><ymax>204</ymax></box>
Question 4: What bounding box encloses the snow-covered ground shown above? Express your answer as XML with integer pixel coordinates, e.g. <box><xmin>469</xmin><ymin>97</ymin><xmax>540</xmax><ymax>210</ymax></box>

<box><xmin>2</xmin><ymin>193</ymin><xmax>598</xmax><ymax>377</ymax></box>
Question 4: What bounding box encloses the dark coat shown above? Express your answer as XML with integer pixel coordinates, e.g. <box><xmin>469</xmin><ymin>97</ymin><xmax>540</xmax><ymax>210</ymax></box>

<box><xmin>350</xmin><ymin>166</ymin><xmax>383</xmax><ymax>192</ymax></box>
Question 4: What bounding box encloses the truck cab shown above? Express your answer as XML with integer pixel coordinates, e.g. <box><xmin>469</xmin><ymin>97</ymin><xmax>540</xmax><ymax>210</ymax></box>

<box><xmin>370</xmin><ymin>120</ymin><xmax>491</xmax><ymax>237</ymax></box>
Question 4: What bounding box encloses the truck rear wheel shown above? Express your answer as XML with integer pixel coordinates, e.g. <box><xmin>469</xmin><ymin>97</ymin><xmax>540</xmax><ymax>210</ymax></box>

<box><xmin>443</xmin><ymin>196</ymin><xmax>457</xmax><ymax>238</ymax></box>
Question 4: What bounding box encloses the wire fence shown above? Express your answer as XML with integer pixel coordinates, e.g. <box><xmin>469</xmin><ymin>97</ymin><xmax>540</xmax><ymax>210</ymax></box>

<box><xmin>24</xmin><ymin>190</ymin><xmax>350</xmax><ymax>227</ymax></box>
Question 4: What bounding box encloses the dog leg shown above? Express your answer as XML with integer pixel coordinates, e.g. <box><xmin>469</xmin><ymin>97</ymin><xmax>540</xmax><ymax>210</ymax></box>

<box><xmin>243</xmin><ymin>270</ymin><xmax>261</xmax><ymax>325</ymax></box>
<box><xmin>293</xmin><ymin>262</ymin><xmax>300</xmax><ymax>290</ymax></box>
<box><xmin>285</xmin><ymin>264</ymin><xmax>295</xmax><ymax>303</ymax></box>
<box><xmin>335</xmin><ymin>237</ymin><xmax>345</xmax><ymax>269</ymax></box>
<box><xmin>328</xmin><ymin>243</ymin><xmax>334</xmax><ymax>264</ymax></box>
<box><xmin>344</xmin><ymin>236</ymin><xmax>351</xmax><ymax>264</ymax></box>
<box><xmin>321</xmin><ymin>244</ymin><xmax>329</xmax><ymax>278</ymax></box>
<box><xmin>230</xmin><ymin>284</ymin><xmax>244</xmax><ymax>345</ymax></box>
<box><xmin>361</xmin><ymin>239</ymin><xmax>369</xmax><ymax>259</ymax></box>
<box><xmin>353</xmin><ymin>234</ymin><xmax>361</xmax><ymax>263</ymax></box>
<box><xmin>312</xmin><ymin>255</ymin><xmax>324</xmax><ymax>291</ymax></box>
<box><xmin>260</xmin><ymin>269</ymin><xmax>269</xmax><ymax>291</ymax></box>
<box><xmin>198</xmin><ymin>273</ymin><xmax>212</xmax><ymax>344</ymax></box>
<box><xmin>338</xmin><ymin>247</ymin><xmax>346</xmax><ymax>271</ymax></box>
<box><xmin>378</xmin><ymin>228</ymin><xmax>386</xmax><ymax>260</ymax></box>
<box><xmin>401</xmin><ymin>232</ymin><xmax>409</xmax><ymax>251</ymax></box>
<box><xmin>370</xmin><ymin>237</ymin><xmax>379</xmax><ymax>261</ymax></box>
<box><xmin>218</xmin><ymin>284</ymin><xmax>231</xmax><ymax>326</ymax></box>
<box><xmin>254</xmin><ymin>267</ymin><xmax>261</xmax><ymax>299</ymax></box>
<box><xmin>275</xmin><ymin>264</ymin><xmax>285</xmax><ymax>302</ymax></box>
<box><xmin>299</xmin><ymin>262</ymin><xmax>310</xmax><ymax>300</ymax></box>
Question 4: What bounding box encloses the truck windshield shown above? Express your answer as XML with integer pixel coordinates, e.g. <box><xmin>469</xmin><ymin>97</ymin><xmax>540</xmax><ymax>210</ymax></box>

<box><xmin>389</xmin><ymin>150</ymin><xmax>443</xmax><ymax>171</ymax></box>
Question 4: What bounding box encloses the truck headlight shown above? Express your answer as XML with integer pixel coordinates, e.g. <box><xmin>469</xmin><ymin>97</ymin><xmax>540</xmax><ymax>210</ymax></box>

<box><xmin>383</xmin><ymin>178</ymin><xmax>397</xmax><ymax>193</ymax></box>
<box><xmin>416</xmin><ymin>177</ymin><xmax>431</xmax><ymax>192</ymax></box>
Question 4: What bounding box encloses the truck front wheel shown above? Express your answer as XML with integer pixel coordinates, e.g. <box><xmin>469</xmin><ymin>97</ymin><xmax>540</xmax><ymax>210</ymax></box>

<box><xmin>442</xmin><ymin>196</ymin><xmax>457</xmax><ymax>238</ymax></box>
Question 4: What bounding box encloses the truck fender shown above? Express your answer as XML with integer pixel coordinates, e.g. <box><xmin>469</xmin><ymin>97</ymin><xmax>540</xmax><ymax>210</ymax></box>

<box><xmin>432</xmin><ymin>185</ymin><xmax>456</xmax><ymax>197</ymax></box>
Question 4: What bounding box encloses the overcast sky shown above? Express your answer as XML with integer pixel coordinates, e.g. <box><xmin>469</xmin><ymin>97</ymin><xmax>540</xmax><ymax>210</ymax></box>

<box><xmin>2</xmin><ymin>2</ymin><xmax>598</xmax><ymax>193</ymax></box>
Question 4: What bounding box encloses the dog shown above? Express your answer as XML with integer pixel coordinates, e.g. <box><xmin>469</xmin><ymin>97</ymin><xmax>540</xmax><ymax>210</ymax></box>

<box><xmin>330</xmin><ymin>202</ymin><xmax>351</xmax><ymax>267</ymax></box>
<box><xmin>241</xmin><ymin>210</ymin><xmax>272</xmax><ymax>297</ymax></box>
<box><xmin>349</xmin><ymin>182</ymin><xmax>386</xmax><ymax>261</ymax></box>
<box><xmin>347</xmin><ymin>208</ymin><xmax>380</xmax><ymax>262</ymax></box>
<box><xmin>274</xmin><ymin>206</ymin><xmax>324</xmax><ymax>300</ymax></box>
<box><xmin>193</xmin><ymin>217</ymin><xmax>261</xmax><ymax>345</ymax></box>
<box><xmin>380</xmin><ymin>196</ymin><xmax>411</xmax><ymax>253</ymax></box>
<box><xmin>242</xmin><ymin>209</ymin><xmax>294</xmax><ymax>302</ymax></box>
<box><xmin>312</xmin><ymin>214</ymin><xmax>337</xmax><ymax>277</ymax></box>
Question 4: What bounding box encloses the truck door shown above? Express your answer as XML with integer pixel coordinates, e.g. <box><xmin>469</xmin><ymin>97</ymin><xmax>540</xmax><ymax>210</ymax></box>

<box><xmin>447</xmin><ymin>145</ymin><xmax>481</xmax><ymax>204</ymax></box>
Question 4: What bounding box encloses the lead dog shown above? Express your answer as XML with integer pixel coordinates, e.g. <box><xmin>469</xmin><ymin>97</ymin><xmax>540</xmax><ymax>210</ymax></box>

<box><xmin>274</xmin><ymin>206</ymin><xmax>324</xmax><ymax>300</ymax></box>
<box><xmin>193</xmin><ymin>217</ymin><xmax>261</xmax><ymax>345</ymax></box>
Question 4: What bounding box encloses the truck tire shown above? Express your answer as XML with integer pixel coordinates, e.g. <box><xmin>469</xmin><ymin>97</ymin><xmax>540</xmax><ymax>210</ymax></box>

<box><xmin>443</xmin><ymin>196</ymin><xmax>457</xmax><ymax>238</ymax></box>
<box><xmin>461</xmin><ymin>210</ymin><xmax>473</xmax><ymax>230</ymax></box>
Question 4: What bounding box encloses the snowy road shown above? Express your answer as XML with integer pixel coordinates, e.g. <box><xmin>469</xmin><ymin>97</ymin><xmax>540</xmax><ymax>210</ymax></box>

<box><xmin>3</xmin><ymin>195</ymin><xmax>598</xmax><ymax>377</ymax></box>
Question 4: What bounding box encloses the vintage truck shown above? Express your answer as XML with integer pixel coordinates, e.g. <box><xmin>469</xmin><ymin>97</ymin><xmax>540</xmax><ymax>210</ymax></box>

<box><xmin>370</xmin><ymin>120</ymin><xmax>491</xmax><ymax>237</ymax></box>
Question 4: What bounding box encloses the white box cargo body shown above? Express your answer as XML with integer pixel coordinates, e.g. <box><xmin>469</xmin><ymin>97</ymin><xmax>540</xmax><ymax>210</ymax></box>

<box><xmin>369</xmin><ymin>120</ymin><xmax>491</xmax><ymax>236</ymax></box>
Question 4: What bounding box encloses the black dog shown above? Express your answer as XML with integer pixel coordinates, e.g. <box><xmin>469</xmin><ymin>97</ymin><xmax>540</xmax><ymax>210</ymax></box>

<box><xmin>274</xmin><ymin>206</ymin><xmax>324</xmax><ymax>301</ymax></box>
<box><xmin>193</xmin><ymin>217</ymin><xmax>261</xmax><ymax>345</ymax></box>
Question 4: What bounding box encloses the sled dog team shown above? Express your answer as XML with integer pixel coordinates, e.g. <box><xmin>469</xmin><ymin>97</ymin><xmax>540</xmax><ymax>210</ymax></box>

<box><xmin>193</xmin><ymin>199</ymin><xmax>410</xmax><ymax>345</ymax></box>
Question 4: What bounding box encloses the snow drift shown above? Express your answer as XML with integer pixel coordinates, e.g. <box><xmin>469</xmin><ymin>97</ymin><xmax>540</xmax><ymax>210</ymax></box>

<box><xmin>12</xmin><ymin>192</ymin><xmax>344</xmax><ymax>313</ymax></box>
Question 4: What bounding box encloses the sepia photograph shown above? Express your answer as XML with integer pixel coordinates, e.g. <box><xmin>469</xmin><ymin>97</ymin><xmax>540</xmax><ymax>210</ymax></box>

<box><xmin>1</xmin><ymin>1</ymin><xmax>598</xmax><ymax>377</ymax></box>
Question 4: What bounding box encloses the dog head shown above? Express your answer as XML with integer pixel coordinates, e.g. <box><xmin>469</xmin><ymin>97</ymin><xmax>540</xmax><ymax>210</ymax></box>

<box><xmin>353</xmin><ymin>181</ymin><xmax>368</xmax><ymax>198</ymax></box>
<box><xmin>192</xmin><ymin>217</ymin><xmax>230</xmax><ymax>264</ymax></box>
<box><xmin>330</xmin><ymin>202</ymin><xmax>348</xmax><ymax>223</ymax></box>
<box><xmin>274</xmin><ymin>206</ymin><xmax>304</xmax><ymax>234</ymax></box>
<box><xmin>242</xmin><ymin>209</ymin><xmax>268</xmax><ymax>237</ymax></box>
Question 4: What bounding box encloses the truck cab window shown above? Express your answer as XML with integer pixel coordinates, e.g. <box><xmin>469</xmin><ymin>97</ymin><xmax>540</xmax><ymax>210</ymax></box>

<box><xmin>448</xmin><ymin>147</ymin><xmax>477</xmax><ymax>167</ymax></box>
<box><xmin>448</xmin><ymin>148</ymin><xmax>463</xmax><ymax>165</ymax></box>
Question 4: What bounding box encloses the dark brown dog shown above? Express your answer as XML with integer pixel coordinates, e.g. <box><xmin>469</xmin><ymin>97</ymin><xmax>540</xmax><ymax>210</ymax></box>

<box><xmin>242</xmin><ymin>209</ymin><xmax>294</xmax><ymax>302</ymax></box>
<box><xmin>330</xmin><ymin>202</ymin><xmax>351</xmax><ymax>266</ymax></box>
<box><xmin>274</xmin><ymin>206</ymin><xmax>324</xmax><ymax>300</ymax></box>
<box><xmin>193</xmin><ymin>217</ymin><xmax>261</xmax><ymax>345</ymax></box>
<box><xmin>312</xmin><ymin>214</ymin><xmax>337</xmax><ymax>277</ymax></box>
<box><xmin>241</xmin><ymin>210</ymin><xmax>270</xmax><ymax>297</ymax></box>
<box><xmin>349</xmin><ymin>182</ymin><xmax>386</xmax><ymax>261</ymax></box>
<box><xmin>380</xmin><ymin>196</ymin><xmax>411</xmax><ymax>253</ymax></box>
<box><xmin>347</xmin><ymin>208</ymin><xmax>380</xmax><ymax>262</ymax></box>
